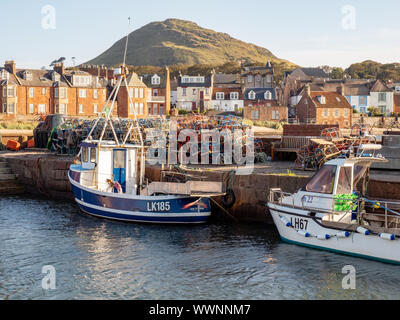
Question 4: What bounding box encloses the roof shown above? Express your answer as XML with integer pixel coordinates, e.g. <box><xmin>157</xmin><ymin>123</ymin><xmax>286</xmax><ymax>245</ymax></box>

<box><xmin>244</xmin><ymin>88</ymin><xmax>276</xmax><ymax>100</ymax></box>
<box><xmin>308</xmin><ymin>91</ymin><xmax>352</xmax><ymax>109</ymax></box>
<box><xmin>140</xmin><ymin>73</ymin><xmax>167</xmax><ymax>88</ymax></box>
<box><xmin>122</xmin><ymin>73</ymin><xmax>147</xmax><ymax>88</ymax></box>
<box><xmin>297</xmin><ymin>80</ymin><xmax>372</xmax><ymax>96</ymax></box>
<box><xmin>214</xmin><ymin>73</ymin><xmax>239</xmax><ymax>85</ymax></box>
<box><xmin>290</xmin><ymin>67</ymin><xmax>329</xmax><ymax>79</ymax></box>
<box><xmin>178</xmin><ymin>74</ymin><xmax>212</xmax><ymax>87</ymax></box>
<box><xmin>370</xmin><ymin>80</ymin><xmax>393</xmax><ymax>92</ymax></box>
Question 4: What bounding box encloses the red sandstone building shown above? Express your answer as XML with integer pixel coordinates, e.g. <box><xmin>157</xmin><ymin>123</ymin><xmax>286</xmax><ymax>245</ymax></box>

<box><xmin>117</xmin><ymin>72</ymin><xmax>148</xmax><ymax>119</ymax></box>
<box><xmin>141</xmin><ymin>68</ymin><xmax>171</xmax><ymax>116</ymax></box>
<box><xmin>0</xmin><ymin>61</ymin><xmax>108</xmax><ymax>117</ymax></box>
<box><xmin>296</xmin><ymin>85</ymin><xmax>352</xmax><ymax>128</ymax></box>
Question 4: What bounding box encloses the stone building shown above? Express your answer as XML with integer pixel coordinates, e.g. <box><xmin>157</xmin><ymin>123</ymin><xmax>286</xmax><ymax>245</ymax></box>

<box><xmin>211</xmin><ymin>73</ymin><xmax>243</xmax><ymax>112</ymax></box>
<box><xmin>141</xmin><ymin>68</ymin><xmax>171</xmax><ymax>116</ymax></box>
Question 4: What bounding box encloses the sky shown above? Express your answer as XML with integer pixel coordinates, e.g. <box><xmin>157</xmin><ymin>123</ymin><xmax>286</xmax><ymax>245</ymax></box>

<box><xmin>1</xmin><ymin>0</ymin><xmax>399</xmax><ymax>69</ymax></box>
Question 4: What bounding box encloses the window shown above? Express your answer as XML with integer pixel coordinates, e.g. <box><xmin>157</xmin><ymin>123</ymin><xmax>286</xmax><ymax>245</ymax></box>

<box><xmin>135</xmin><ymin>103</ymin><xmax>139</xmax><ymax>114</ymax></box>
<box><xmin>153</xmin><ymin>89</ymin><xmax>158</xmax><ymax>97</ymax></box>
<box><xmin>248</xmin><ymin>91</ymin><xmax>256</xmax><ymax>100</ymax></box>
<box><xmin>305</xmin><ymin>165</ymin><xmax>337</xmax><ymax>194</ymax></box>
<box><xmin>90</xmin><ymin>148</ymin><xmax>96</xmax><ymax>163</ymax></box>
<box><xmin>79</xmin><ymin>89</ymin><xmax>87</xmax><ymax>98</ymax></box>
<box><xmin>182</xmin><ymin>88</ymin><xmax>187</xmax><ymax>96</ymax></box>
<box><xmin>336</xmin><ymin>166</ymin><xmax>352</xmax><ymax>195</ymax></box>
<box><xmin>28</xmin><ymin>88</ymin><xmax>34</xmax><ymax>98</ymax></box>
<box><xmin>2</xmin><ymin>103</ymin><xmax>6</xmax><ymax>113</ymax></box>
<box><xmin>129</xmin><ymin>103</ymin><xmax>134</xmax><ymax>114</ymax></box>
<box><xmin>58</xmin><ymin>103</ymin><xmax>67</xmax><ymax>114</ymax></box>
<box><xmin>139</xmin><ymin>103</ymin><xmax>144</xmax><ymax>115</ymax></box>
<box><xmin>192</xmin><ymin>88</ymin><xmax>196</xmax><ymax>95</ymax></box>
<box><xmin>29</xmin><ymin>104</ymin><xmax>34</xmax><ymax>114</ymax></box>
<box><xmin>42</xmin><ymin>88</ymin><xmax>46</xmax><ymax>95</ymax></box>
<box><xmin>359</xmin><ymin>96</ymin><xmax>367</xmax><ymax>105</ymax></box>
<box><xmin>139</xmin><ymin>88</ymin><xmax>144</xmax><ymax>98</ymax></box>
<box><xmin>378</xmin><ymin>93</ymin><xmax>386</xmax><ymax>102</ymax></box>
<box><xmin>230</xmin><ymin>92</ymin><xmax>239</xmax><ymax>100</ymax></box>
<box><xmin>2</xmin><ymin>87</ymin><xmax>6</xmax><ymax>97</ymax></box>
<box><xmin>152</xmin><ymin>75</ymin><xmax>160</xmax><ymax>85</ymax></box>
<box><xmin>82</xmin><ymin>147</ymin><xmax>89</xmax><ymax>163</ymax></box>
<box><xmin>216</xmin><ymin>92</ymin><xmax>225</xmax><ymax>100</ymax></box>
<box><xmin>379</xmin><ymin>106</ymin><xmax>386</xmax><ymax>114</ymax></box>
<box><xmin>272</xmin><ymin>110</ymin><xmax>280</xmax><ymax>120</ymax></box>
<box><xmin>8</xmin><ymin>103</ymin><xmax>15</xmax><ymax>114</ymax></box>
<box><xmin>205</xmin><ymin>88</ymin><xmax>209</xmax><ymax>95</ymax></box>
<box><xmin>38</xmin><ymin>104</ymin><xmax>46</xmax><ymax>113</ymax></box>
<box><xmin>344</xmin><ymin>109</ymin><xmax>349</xmax><ymax>117</ymax></box>
<box><xmin>94</xmin><ymin>104</ymin><xmax>98</xmax><ymax>114</ymax></box>
<box><xmin>251</xmin><ymin>110</ymin><xmax>260</xmax><ymax>120</ymax></box>
<box><xmin>335</xmin><ymin>109</ymin><xmax>339</xmax><ymax>118</ymax></box>
<box><xmin>159</xmin><ymin>105</ymin><xmax>164</xmax><ymax>115</ymax></box>
<box><xmin>135</xmin><ymin>88</ymin><xmax>139</xmax><ymax>98</ymax></box>
<box><xmin>94</xmin><ymin>90</ymin><xmax>98</xmax><ymax>99</ymax></box>
<box><xmin>247</xmin><ymin>75</ymin><xmax>253</xmax><ymax>83</ymax></box>
<box><xmin>7</xmin><ymin>86</ymin><xmax>15</xmax><ymax>97</ymax></box>
<box><xmin>264</xmin><ymin>91</ymin><xmax>272</xmax><ymax>100</ymax></box>
<box><xmin>113</xmin><ymin>150</ymin><xmax>126</xmax><ymax>169</ymax></box>
<box><xmin>79</xmin><ymin>104</ymin><xmax>84</xmax><ymax>114</ymax></box>
<box><xmin>55</xmin><ymin>87</ymin><xmax>67</xmax><ymax>99</ymax></box>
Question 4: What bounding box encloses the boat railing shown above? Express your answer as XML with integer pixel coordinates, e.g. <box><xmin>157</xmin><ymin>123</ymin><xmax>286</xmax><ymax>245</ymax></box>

<box><xmin>269</xmin><ymin>188</ymin><xmax>295</xmax><ymax>208</ymax></box>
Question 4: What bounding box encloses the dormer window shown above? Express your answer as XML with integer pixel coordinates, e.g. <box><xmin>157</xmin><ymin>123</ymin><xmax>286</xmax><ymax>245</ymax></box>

<box><xmin>152</xmin><ymin>75</ymin><xmax>160</xmax><ymax>85</ymax></box>
<box><xmin>216</xmin><ymin>92</ymin><xmax>225</xmax><ymax>100</ymax></box>
<box><xmin>52</xmin><ymin>72</ymin><xmax>60</xmax><ymax>82</ymax></box>
<box><xmin>22</xmin><ymin>71</ymin><xmax>33</xmax><ymax>81</ymax></box>
<box><xmin>0</xmin><ymin>69</ymin><xmax>8</xmax><ymax>80</ymax></box>
<box><xmin>248</xmin><ymin>75</ymin><xmax>253</xmax><ymax>83</ymax></box>
<box><xmin>264</xmin><ymin>91</ymin><xmax>272</xmax><ymax>100</ymax></box>
<box><xmin>249</xmin><ymin>90</ymin><xmax>256</xmax><ymax>100</ymax></box>
<box><xmin>317</xmin><ymin>95</ymin><xmax>326</xmax><ymax>104</ymax></box>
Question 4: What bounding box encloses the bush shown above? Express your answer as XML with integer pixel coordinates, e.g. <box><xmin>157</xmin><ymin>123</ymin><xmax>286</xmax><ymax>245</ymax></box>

<box><xmin>0</xmin><ymin>121</ymin><xmax>38</xmax><ymax>130</ymax></box>
<box><xmin>178</xmin><ymin>109</ymin><xmax>188</xmax><ymax>115</ymax></box>
<box><xmin>242</xmin><ymin>119</ymin><xmax>253</xmax><ymax>127</ymax></box>
<box><xmin>253</xmin><ymin>120</ymin><xmax>286</xmax><ymax>130</ymax></box>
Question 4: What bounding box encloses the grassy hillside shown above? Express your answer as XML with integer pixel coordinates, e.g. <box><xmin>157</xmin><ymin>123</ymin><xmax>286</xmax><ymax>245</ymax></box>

<box><xmin>86</xmin><ymin>19</ymin><xmax>295</xmax><ymax>67</ymax></box>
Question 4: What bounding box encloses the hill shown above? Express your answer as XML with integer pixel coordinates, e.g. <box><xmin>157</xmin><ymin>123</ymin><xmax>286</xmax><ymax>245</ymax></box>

<box><xmin>345</xmin><ymin>60</ymin><xmax>400</xmax><ymax>82</ymax></box>
<box><xmin>86</xmin><ymin>19</ymin><xmax>295</xmax><ymax>67</ymax></box>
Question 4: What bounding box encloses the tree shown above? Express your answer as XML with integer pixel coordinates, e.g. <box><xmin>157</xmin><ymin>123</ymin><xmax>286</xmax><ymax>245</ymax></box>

<box><xmin>330</xmin><ymin>67</ymin><xmax>345</xmax><ymax>79</ymax></box>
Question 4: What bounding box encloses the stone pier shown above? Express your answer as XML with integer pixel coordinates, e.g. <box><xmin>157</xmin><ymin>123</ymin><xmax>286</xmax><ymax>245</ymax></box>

<box><xmin>1</xmin><ymin>151</ymin><xmax>400</xmax><ymax>223</ymax></box>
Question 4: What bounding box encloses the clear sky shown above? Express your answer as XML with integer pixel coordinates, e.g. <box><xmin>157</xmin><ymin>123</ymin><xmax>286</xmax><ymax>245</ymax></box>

<box><xmin>1</xmin><ymin>0</ymin><xmax>399</xmax><ymax>69</ymax></box>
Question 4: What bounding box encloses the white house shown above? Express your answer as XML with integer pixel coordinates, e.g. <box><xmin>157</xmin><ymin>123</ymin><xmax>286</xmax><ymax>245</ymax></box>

<box><xmin>176</xmin><ymin>74</ymin><xmax>213</xmax><ymax>111</ymax></box>
<box><xmin>211</xmin><ymin>74</ymin><xmax>243</xmax><ymax>112</ymax></box>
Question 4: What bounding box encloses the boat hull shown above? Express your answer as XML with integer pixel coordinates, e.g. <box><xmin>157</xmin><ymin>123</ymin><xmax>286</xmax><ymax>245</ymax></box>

<box><xmin>268</xmin><ymin>203</ymin><xmax>400</xmax><ymax>265</ymax></box>
<box><xmin>69</xmin><ymin>170</ymin><xmax>211</xmax><ymax>224</ymax></box>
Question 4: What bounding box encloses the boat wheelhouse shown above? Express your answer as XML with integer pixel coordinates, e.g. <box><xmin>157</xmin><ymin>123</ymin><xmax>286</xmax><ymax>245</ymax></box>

<box><xmin>267</xmin><ymin>144</ymin><xmax>400</xmax><ymax>264</ymax></box>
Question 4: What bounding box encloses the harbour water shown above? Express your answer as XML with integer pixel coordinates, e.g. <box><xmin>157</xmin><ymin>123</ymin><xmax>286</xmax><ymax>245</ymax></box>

<box><xmin>1</xmin><ymin>195</ymin><xmax>400</xmax><ymax>300</ymax></box>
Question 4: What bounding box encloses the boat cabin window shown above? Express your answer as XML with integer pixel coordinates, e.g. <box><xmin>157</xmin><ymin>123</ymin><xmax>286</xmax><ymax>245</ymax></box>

<box><xmin>114</xmin><ymin>150</ymin><xmax>126</xmax><ymax>168</ymax></box>
<box><xmin>304</xmin><ymin>165</ymin><xmax>336</xmax><ymax>194</ymax></box>
<box><xmin>90</xmin><ymin>148</ymin><xmax>96</xmax><ymax>163</ymax></box>
<box><xmin>353</xmin><ymin>164</ymin><xmax>368</xmax><ymax>186</ymax></box>
<box><xmin>82</xmin><ymin>147</ymin><xmax>89</xmax><ymax>163</ymax></box>
<box><xmin>336</xmin><ymin>166</ymin><xmax>352</xmax><ymax>194</ymax></box>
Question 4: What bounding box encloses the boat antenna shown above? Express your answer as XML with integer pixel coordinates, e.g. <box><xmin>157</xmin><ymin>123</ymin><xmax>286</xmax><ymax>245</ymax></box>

<box><xmin>123</xmin><ymin>17</ymin><xmax>131</xmax><ymax>67</ymax></box>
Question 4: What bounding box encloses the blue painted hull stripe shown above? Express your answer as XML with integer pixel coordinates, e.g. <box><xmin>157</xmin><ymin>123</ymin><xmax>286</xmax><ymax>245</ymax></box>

<box><xmin>78</xmin><ymin>202</ymin><xmax>209</xmax><ymax>224</ymax></box>
<box><xmin>280</xmin><ymin>236</ymin><xmax>400</xmax><ymax>265</ymax></box>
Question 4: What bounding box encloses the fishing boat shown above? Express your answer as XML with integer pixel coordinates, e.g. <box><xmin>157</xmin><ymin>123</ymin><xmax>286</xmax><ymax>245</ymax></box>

<box><xmin>267</xmin><ymin>143</ymin><xmax>400</xmax><ymax>264</ymax></box>
<box><xmin>68</xmin><ymin>21</ymin><xmax>225</xmax><ymax>224</ymax></box>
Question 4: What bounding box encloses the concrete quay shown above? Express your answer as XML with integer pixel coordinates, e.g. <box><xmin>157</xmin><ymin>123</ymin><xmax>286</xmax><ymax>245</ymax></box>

<box><xmin>1</xmin><ymin>150</ymin><xmax>400</xmax><ymax>223</ymax></box>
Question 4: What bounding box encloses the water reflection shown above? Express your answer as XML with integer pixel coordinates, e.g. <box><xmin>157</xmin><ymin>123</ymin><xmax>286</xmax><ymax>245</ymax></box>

<box><xmin>1</xmin><ymin>195</ymin><xmax>400</xmax><ymax>300</ymax></box>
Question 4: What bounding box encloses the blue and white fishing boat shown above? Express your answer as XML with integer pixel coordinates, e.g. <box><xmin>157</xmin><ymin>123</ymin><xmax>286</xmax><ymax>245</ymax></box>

<box><xmin>68</xmin><ymin>22</ymin><xmax>224</xmax><ymax>224</ymax></box>
<box><xmin>267</xmin><ymin>144</ymin><xmax>400</xmax><ymax>264</ymax></box>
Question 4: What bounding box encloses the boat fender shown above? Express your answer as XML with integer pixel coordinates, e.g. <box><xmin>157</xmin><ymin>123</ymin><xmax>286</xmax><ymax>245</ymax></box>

<box><xmin>280</xmin><ymin>216</ymin><xmax>291</xmax><ymax>227</ymax></box>
<box><xmin>336</xmin><ymin>231</ymin><xmax>350</xmax><ymax>238</ymax></box>
<box><xmin>379</xmin><ymin>233</ymin><xmax>395</xmax><ymax>241</ymax></box>
<box><xmin>297</xmin><ymin>230</ymin><xmax>310</xmax><ymax>238</ymax></box>
<box><xmin>317</xmin><ymin>234</ymin><xmax>330</xmax><ymax>240</ymax></box>
<box><xmin>222</xmin><ymin>188</ymin><xmax>236</xmax><ymax>209</ymax></box>
<box><xmin>357</xmin><ymin>227</ymin><xmax>370</xmax><ymax>235</ymax></box>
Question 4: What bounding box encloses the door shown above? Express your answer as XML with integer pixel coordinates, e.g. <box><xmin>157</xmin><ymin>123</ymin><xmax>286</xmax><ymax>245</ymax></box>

<box><xmin>113</xmin><ymin>149</ymin><xmax>127</xmax><ymax>193</ymax></box>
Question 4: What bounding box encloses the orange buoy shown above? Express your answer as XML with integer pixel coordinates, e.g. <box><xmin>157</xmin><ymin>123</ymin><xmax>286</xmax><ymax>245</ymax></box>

<box><xmin>7</xmin><ymin>140</ymin><xmax>21</xmax><ymax>151</ymax></box>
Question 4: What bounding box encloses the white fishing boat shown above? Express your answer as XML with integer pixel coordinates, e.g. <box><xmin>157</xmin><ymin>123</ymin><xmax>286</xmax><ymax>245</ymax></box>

<box><xmin>68</xmin><ymin>21</ymin><xmax>225</xmax><ymax>224</ymax></box>
<box><xmin>267</xmin><ymin>144</ymin><xmax>400</xmax><ymax>264</ymax></box>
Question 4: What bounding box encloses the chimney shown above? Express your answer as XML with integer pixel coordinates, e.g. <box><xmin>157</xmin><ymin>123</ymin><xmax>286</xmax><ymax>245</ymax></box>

<box><xmin>54</xmin><ymin>62</ymin><xmax>65</xmax><ymax>75</ymax></box>
<box><xmin>337</xmin><ymin>83</ymin><xmax>345</xmax><ymax>96</ymax></box>
<box><xmin>5</xmin><ymin>60</ymin><xmax>16</xmax><ymax>74</ymax></box>
<box><xmin>305</xmin><ymin>84</ymin><xmax>311</xmax><ymax>96</ymax></box>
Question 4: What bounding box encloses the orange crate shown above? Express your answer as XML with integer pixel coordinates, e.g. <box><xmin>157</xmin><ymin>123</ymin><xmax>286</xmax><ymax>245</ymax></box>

<box><xmin>27</xmin><ymin>139</ymin><xmax>35</xmax><ymax>148</ymax></box>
